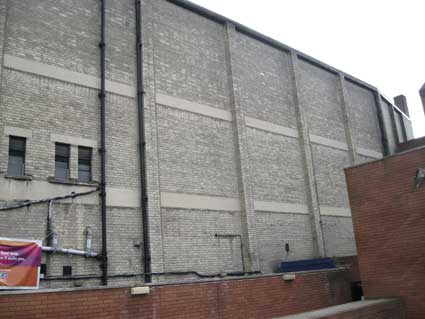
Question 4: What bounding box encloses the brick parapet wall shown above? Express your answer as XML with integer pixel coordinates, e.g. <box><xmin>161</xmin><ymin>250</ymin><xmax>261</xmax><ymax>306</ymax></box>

<box><xmin>277</xmin><ymin>299</ymin><xmax>405</xmax><ymax>319</ymax></box>
<box><xmin>345</xmin><ymin>147</ymin><xmax>425</xmax><ymax>319</ymax></box>
<box><xmin>0</xmin><ymin>270</ymin><xmax>353</xmax><ymax>319</ymax></box>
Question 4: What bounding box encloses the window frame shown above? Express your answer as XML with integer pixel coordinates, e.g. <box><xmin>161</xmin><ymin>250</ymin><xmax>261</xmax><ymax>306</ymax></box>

<box><xmin>54</xmin><ymin>143</ymin><xmax>70</xmax><ymax>181</ymax></box>
<box><xmin>78</xmin><ymin>146</ymin><xmax>92</xmax><ymax>182</ymax></box>
<box><xmin>7</xmin><ymin>136</ymin><xmax>26</xmax><ymax>176</ymax></box>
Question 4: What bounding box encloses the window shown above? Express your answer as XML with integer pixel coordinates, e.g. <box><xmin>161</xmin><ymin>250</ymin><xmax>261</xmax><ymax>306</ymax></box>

<box><xmin>55</xmin><ymin>143</ymin><xmax>70</xmax><ymax>181</ymax></box>
<box><xmin>8</xmin><ymin>136</ymin><xmax>26</xmax><ymax>176</ymax></box>
<box><xmin>78</xmin><ymin>146</ymin><xmax>92</xmax><ymax>182</ymax></box>
<box><xmin>62</xmin><ymin>265</ymin><xmax>72</xmax><ymax>277</ymax></box>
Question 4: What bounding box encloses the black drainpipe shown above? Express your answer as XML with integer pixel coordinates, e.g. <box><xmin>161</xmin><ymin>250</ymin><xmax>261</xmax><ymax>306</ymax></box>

<box><xmin>135</xmin><ymin>0</ymin><xmax>151</xmax><ymax>283</ymax></box>
<box><xmin>99</xmin><ymin>0</ymin><xmax>108</xmax><ymax>286</ymax></box>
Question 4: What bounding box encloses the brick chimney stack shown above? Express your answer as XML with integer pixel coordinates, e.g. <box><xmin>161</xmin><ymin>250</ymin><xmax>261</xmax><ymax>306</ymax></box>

<box><xmin>393</xmin><ymin>95</ymin><xmax>410</xmax><ymax>116</ymax></box>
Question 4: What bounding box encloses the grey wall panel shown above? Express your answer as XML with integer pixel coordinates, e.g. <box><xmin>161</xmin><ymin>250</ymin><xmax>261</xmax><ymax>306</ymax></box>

<box><xmin>345</xmin><ymin>81</ymin><xmax>383</xmax><ymax>152</ymax></box>
<box><xmin>380</xmin><ymin>100</ymin><xmax>397</xmax><ymax>154</ymax></box>
<box><xmin>6</xmin><ymin>0</ymin><xmax>135</xmax><ymax>85</ymax></box>
<box><xmin>247</xmin><ymin>128</ymin><xmax>307</xmax><ymax>204</ymax></box>
<box><xmin>403</xmin><ymin>117</ymin><xmax>414</xmax><ymax>140</ymax></box>
<box><xmin>153</xmin><ymin>1</ymin><xmax>230</xmax><ymax>110</ymax></box>
<box><xmin>311</xmin><ymin>144</ymin><xmax>351</xmax><ymax>208</ymax></box>
<box><xmin>297</xmin><ymin>60</ymin><xmax>347</xmax><ymax>143</ymax></box>
<box><xmin>394</xmin><ymin>111</ymin><xmax>405</xmax><ymax>143</ymax></box>
<box><xmin>322</xmin><ymin>216</ymin><xmax>356</xmax><ymax>257</ymax></box>
<box><xmin>256</xmin><ymin>212</ymin><xmax>315</xmax><ymax>273</ymax></box>
<box><xmin>161</xmin><ymin>208</ymin><xmax>243</xmax><ymax>274</ymax></box>
<box><xmin>157</xmin><ymin>105</ymin><xmax>240</xmax><ymax>198</ymax></box>
<box><xmin>233</xmin><ymin>33</ymin><xmax>297</xmax><ymax>128</ymax></box>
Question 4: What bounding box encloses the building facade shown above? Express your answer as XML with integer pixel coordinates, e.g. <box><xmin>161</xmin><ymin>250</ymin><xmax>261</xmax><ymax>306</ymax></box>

<box><xmin>0</xmin><ymin>0</ymin><xmax>413</xmax><ymax>288</ymax></box>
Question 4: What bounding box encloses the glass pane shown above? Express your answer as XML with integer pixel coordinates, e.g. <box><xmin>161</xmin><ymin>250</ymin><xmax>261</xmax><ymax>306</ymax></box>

<box><xmin>8</xmin><ymin>155</ymin><xmax>24</xmax><ymax>176</ymax></box>
<box><xmin>55</xmin><ymin>143</ymin><xmax>70</xmax><ymax>158</ymax></box>
<box><xmin>9</xmin><ymin>136</ymin><xmax>26</xmax><ymax>152</ymax></box>
<box><xmin>78</xmin><ymin>170</ymin><xmax>91</xmax><ymax>183</ymax></box>
<box><xmin>78</xmin><ymin>147</ymin><xmax>91</xmax><ymax>161</ymax></box>
<box><xmin>55</xmin><ymin>161</ymin><xmax>69</xmax><ymax>181</ymax></box>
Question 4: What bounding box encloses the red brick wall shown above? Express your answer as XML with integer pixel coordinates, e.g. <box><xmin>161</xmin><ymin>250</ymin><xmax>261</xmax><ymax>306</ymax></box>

<box><xmin>345</xmin><ymin>147</ymin><xmax>425</xmax><ymax>319</ymax></box>
<box><xmin>0</xmin><ymin>270</ymin><xmax>352</xmax><ymax>319</ymax></box>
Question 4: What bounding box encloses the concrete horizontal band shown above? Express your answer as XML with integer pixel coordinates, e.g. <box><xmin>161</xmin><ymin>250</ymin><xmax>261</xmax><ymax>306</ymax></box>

<box><xmin>160</xmin><ymin>192</ymin><xmax>241</xmax><ymax>211</ymax></box>
<box><xmin>3</xmin><ymin>54</ymin><xmax>136</xmax><ymax>98</ymax></box>
<box><xmin>0</xmin><ymin>179</ymin><xmax>140</xmax><ymax>208</ymax></box>
<box><xmin>309</xmin><ymin>134</ymin><xmax>349</xmax><ymax>151</ymax></box>
<box><xmin>50</xmin><ymin>133</ymin><xmax>98</xmax><ymax>149</ymax></box>
<box><xmin>4</xmin><ymin>126</ymin><xmax>33</xmax><ymax>139</ymax></box>
<box><xmin>156</xmin><ymin>93</ymin><xmax>233</xmax><ymax>121</ymax></box>
<box><xmin>253</xmin><ymin>200</ymin><xmax>308</xmax><ymax>214</ymax></box>
<box><xmin>356</xmin><ymin>147</ymin><xmax>383</xmax><ymax>159</ymax></box>
<box><xmin>245</xmin><ymin>117</ymin><xmax>299</xmax><ymax>138</ymax></box>
<box><xmin>319</xmin><ymin>206</ymin><xmax>351</xmax><ymax>217</ymax></box>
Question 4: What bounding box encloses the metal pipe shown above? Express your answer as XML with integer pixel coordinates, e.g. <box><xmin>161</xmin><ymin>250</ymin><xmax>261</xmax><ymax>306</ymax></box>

<box><xmin>41</xmin><ymin>270</ymin><xmax>261</xmax><ymax>281</ymax></box>
<box><xmin>215</xmin><ymin>234</ymin><xmax>246</xmax><ymax>273</ymax></box>
<box><xmin>135</xmin><ymin>0</ymin><xmax>151</xmax><ymax>283</ymax></box>
<box><xmin>99</xmin><ymin>0</ymin><xmax>108</xmax><ymax>286</ymax></box>
<box><xmin>42</xmin><ymin>246</ymin><xmax>98</xmax><ymax>258</ymax></box>
<box><xmin>0</xmin><ymin>189</ymin><xmax>99</xmax><ymax>211</ymax></box>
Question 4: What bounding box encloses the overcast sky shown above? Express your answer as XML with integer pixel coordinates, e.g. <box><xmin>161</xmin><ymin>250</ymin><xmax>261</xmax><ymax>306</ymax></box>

<box><xmin>191</xmin><ymin>0</ymin><xmax>425</xmax><ymax>137</ymax></box>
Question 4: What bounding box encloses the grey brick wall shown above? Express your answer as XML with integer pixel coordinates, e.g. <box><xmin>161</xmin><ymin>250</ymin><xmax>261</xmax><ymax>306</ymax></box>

<box><xmin>0</xmin><ymin>0</ymin><xmax>412</xmax><ymax>288</ymax></box>
<box><xmin>153</xmin><ymin>0</ymin><xmax>231</xmax><ymax>110</ymax></box>
<box><xmin>255</xmin><ymin>212</ymin><xmax>315</xmax><ymax>273</ymax></box>
<box><xmin>234</xmin><ymin>33</ymin><xmax>297</xmax><ymax>128</ymax></box>
<box><xmin>298</xmin><ymin>60</ymin><xmax>347</xmax><ymax>143</ymax></box>
<box><xmin>247</xmin><ymin>128</ymin><xmax>306</xmax><ymax>204</ymax></box>
<box><xmin>161</xmin><ymin>208</ymin><xmax>243</xmax><ymax>274</ymax></box>
<box><xmin>322</xmin><ymin>216</ymin><xmax>357</xmax><ymax>257</ymax></box>
<box><xmin>311</xmin><ymin>145</ymin><xmax>351</xmax><ymax>208</ymax></box>
<box><xmin>157</xmin><ymin>105</ymin><xmax>239</xmax><ymax>198</ymax></box>
<box><xmin>345</xmin><ymin>81</ymin><xmax>383</xmax><ymax>153</ymax></box>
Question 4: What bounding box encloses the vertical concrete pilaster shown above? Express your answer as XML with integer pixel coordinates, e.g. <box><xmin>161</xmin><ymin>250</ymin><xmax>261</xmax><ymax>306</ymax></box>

<box><xmin>389</xmin><ymin>102</ymin><xmax>401</xmax><ymax>146</ymax></box>
<box><xmin>141</xmin><ymin>0</ymin><xmax>164</xmax><ymax>278</ymax></box>
<box><xmin>374</xmin><ymin>91</ymin><xmax>392</xmax><ymax>155</ymax></box>
<box><xmin>338</xmin><ymin>74</ymin><xmax>358</xmax><ymax>164</ymax></box>
<box><xmin>289</xmin><ymin>52</ymin><xmax>326</xmax><ymax>258</ymax></box>
<box><xmin>224</xmin><ymin>23</ymin><xmax>259</xmax><ymax>272</ymax></box>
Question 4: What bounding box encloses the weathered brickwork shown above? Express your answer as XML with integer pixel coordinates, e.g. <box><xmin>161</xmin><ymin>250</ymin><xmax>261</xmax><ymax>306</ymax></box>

<box><xmin>157</xmin><ymin>105</ymin><xmax>239</xmax><ymax>197</ymax></box>
<box><xmin>298</xmin><ymin>60</ymin><xmax>347</xmax><ymax>144</ymax></box>
<box><xmin>0</xmin><ymin>269</ymin><xmax>354</xmax><ymax>319</ymax></box>
<box><xmin>234</xmin><ymin>34</ymin><xmax>297</xmax><ymax>128</ymax></box>
<box><xmin>0</xmin><ymin>0</ymin><xmax>413</xmax><ymax>288</ymax></box>
<box><xmin>247</xmin><ymin>128</ymin><xmax>306</xmax><ymax>204</ymax></box>
<box><xmin>346</xmin><ymin>146</ymin><xmax>425</xmax><ymax>319</ymax></box>
<box><xmin>345</xmin><ymin>81</ymin><xmax>383</xmax><ymax>153</ymax></box>
<box><xmin>153</xmin><ymin>0</ymin><xmax>231</xmax><ymax>110</ymax></box>
<box><xmin>255</xmin><ymin>212</ymin><xmax>315</xmax><ymax>273</ymax></box>
<box><xmin>321</xmin><ymin>216</ymin><xmax>356</xmax><ymax>258</ymax></box>
<box><xmin>311</xmin><ymin>145</ymin><xmax>351</xmax><ymax>208</ymax></box>
<box><xmin>161</xmin><ymin>208</ymin><xmax>243</xmax><ymax>274</ymax></box>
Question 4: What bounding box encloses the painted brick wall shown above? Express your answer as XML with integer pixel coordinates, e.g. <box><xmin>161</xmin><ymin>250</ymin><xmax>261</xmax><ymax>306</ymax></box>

<box><xmin>0</xmin><ymin>270</ymin><xmax>353</xmax><ymax>319</ymax></box>
<box><xmin>0</xmin><ymin>0</ymin><xmax>413</xmax><ymax>287</ymax></box>
<box><xmin>345</xmin><ymin>146</ymin><xmax>425</xmax><ymax>319</ymax></box>
<box><xmin>0</xmin><ymin>0</ymin><xmax>143</xmax><ymax>288</ymax></box>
